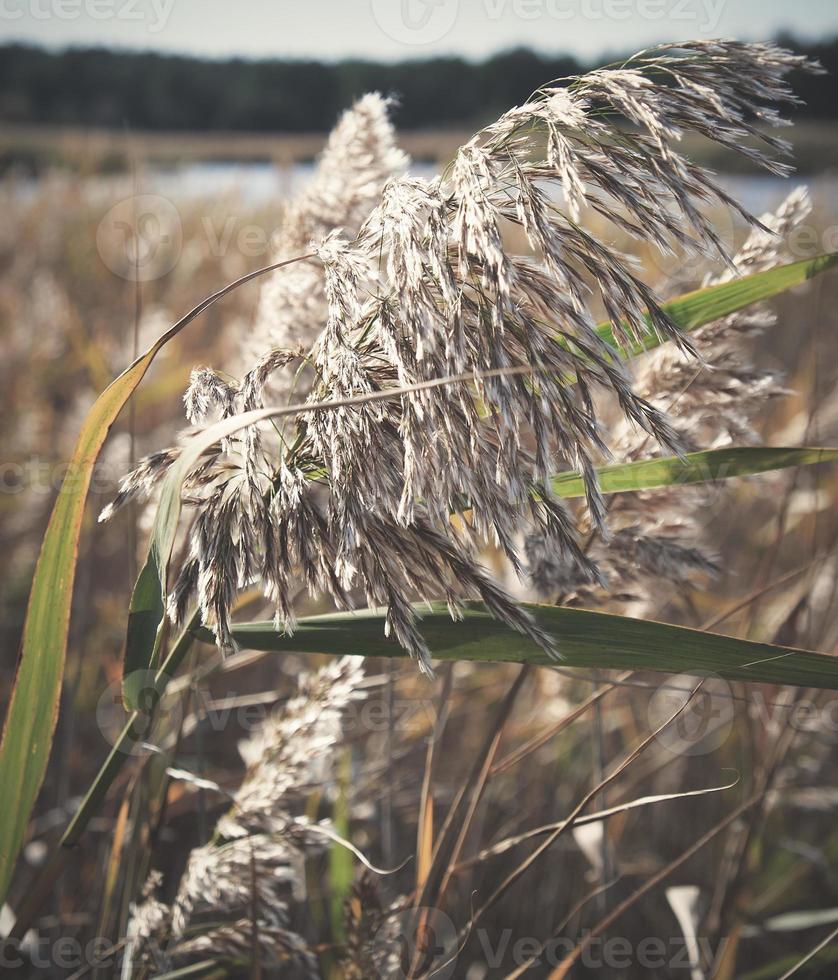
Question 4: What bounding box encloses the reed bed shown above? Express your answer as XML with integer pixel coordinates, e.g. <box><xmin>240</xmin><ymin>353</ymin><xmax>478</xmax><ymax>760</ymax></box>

<box><xmin>2</xmin><ymin>40</ymin><xmax>838</xmax><ymax>979</ymax></box>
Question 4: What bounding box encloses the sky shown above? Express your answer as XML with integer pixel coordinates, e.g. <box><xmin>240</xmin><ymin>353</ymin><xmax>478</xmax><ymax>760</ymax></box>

<box><xmin>1</xmin><ymin>0</ymin><xmax>836</xmax><ymax>61</ymax></box>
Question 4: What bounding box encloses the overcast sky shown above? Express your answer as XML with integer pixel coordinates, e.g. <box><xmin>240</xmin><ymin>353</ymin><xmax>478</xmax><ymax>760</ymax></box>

<box><xmin>2</xmin><ymin>0</ymin><xmax>836</xmax><ymax>61</ymax></box>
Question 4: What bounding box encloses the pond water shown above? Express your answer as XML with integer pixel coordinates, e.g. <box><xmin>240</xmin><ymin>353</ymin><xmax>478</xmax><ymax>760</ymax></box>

<box><xmin>15</xmin><ymin>159</ymin><xmax>837</xmax><ymax>219</ymax></box>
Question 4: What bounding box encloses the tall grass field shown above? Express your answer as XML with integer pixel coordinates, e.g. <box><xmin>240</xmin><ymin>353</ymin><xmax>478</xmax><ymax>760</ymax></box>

<box><xmin>2</xmin><ymin>39</ymin><xmax>838</xmax><ymax>980</ymax></box>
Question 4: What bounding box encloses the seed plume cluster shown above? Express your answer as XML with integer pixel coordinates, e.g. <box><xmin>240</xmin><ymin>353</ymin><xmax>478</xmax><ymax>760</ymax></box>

<box><xmin>245</xmin><ymin>92</ymin><xmax>409</xmax><ymax>384</ymax></box>
<box><xmin>125</xmin><ymin>657</ymin><xmax>365</xmax><ymax>975</ymax></box>
<box><xmin>102</xmin><ymin>41</ymin><xmax>819</xmax><ymax>673</ymax></box>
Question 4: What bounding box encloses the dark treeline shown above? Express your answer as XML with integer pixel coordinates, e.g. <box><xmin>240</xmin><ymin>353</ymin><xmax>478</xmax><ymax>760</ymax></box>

<box><xmin>1</xmin><ymin>35</ymin><xmax>836</xmax><ymax>132</ymax></box>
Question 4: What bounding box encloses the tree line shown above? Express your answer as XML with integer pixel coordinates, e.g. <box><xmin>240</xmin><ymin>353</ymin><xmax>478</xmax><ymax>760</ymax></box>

<box><xmin>1</xmin><ymin>34</ymin><xmax>835</xmax><ymax>133</ymax></box>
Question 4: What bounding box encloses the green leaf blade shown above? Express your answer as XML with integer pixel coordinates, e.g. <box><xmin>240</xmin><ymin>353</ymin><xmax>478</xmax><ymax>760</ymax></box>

<box><xmin>596</xmin><ymin>252</ymin><xmax>838</xmax><ymax>354</ymax></box>
<box><xmin>0</xmin><ymin>256</ymin><xmax>304</xmax><ymax>907</ymax></box>
<box><xmin>551</xmin><ymin>446</ymin><xmax>838</xmax><ymax>498</ymax></box>
<box><xmin>218</xmin><ymin>602</ymin><xmax>838</xmax><ymax>691</ymax></box>
<box><xmin>0</xmin><ymin>346</ymin><xmax>167</xmax><ymax>906</ymax></box>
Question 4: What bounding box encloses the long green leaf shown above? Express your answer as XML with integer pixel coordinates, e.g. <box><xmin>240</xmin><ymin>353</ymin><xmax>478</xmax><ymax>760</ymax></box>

<box><xmin>131</xmin><ymin>435</ymin><xmax>838</xmax><ymax>705</ymax></box>
<box><xmin>0</xmin><ymin>342</ymin><xmax>173</xmax><ymax>908</ymax></box>
<box><xmin>215</xmin><ymin>602</ymin><xmax>838</xmax><ymax>691</ymax></box>
<box><xmin>596</xmin><ymin>252</ymin><xmax>838</xmax><ymax>353</ymax></box>
<box><xmin>551</xmin><ymin>446</ymin><xmax>838</xmax><ymax>498</ymax></box>
<box><xmin>0</xmin><ymin>256</ymin><xmax>308</xmax><ymax>907</ymax></box>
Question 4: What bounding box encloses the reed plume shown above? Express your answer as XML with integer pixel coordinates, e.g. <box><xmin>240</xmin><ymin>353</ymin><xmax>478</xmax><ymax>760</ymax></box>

<box><xmin>125</xmin><ymin>657</ymin><xmax>365</xmax><ymax>976</ymax></box>
<box><xmin>102</xmin><ymin>40</ymin><xmax>820</xmax><ymax>673</ymax></box>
